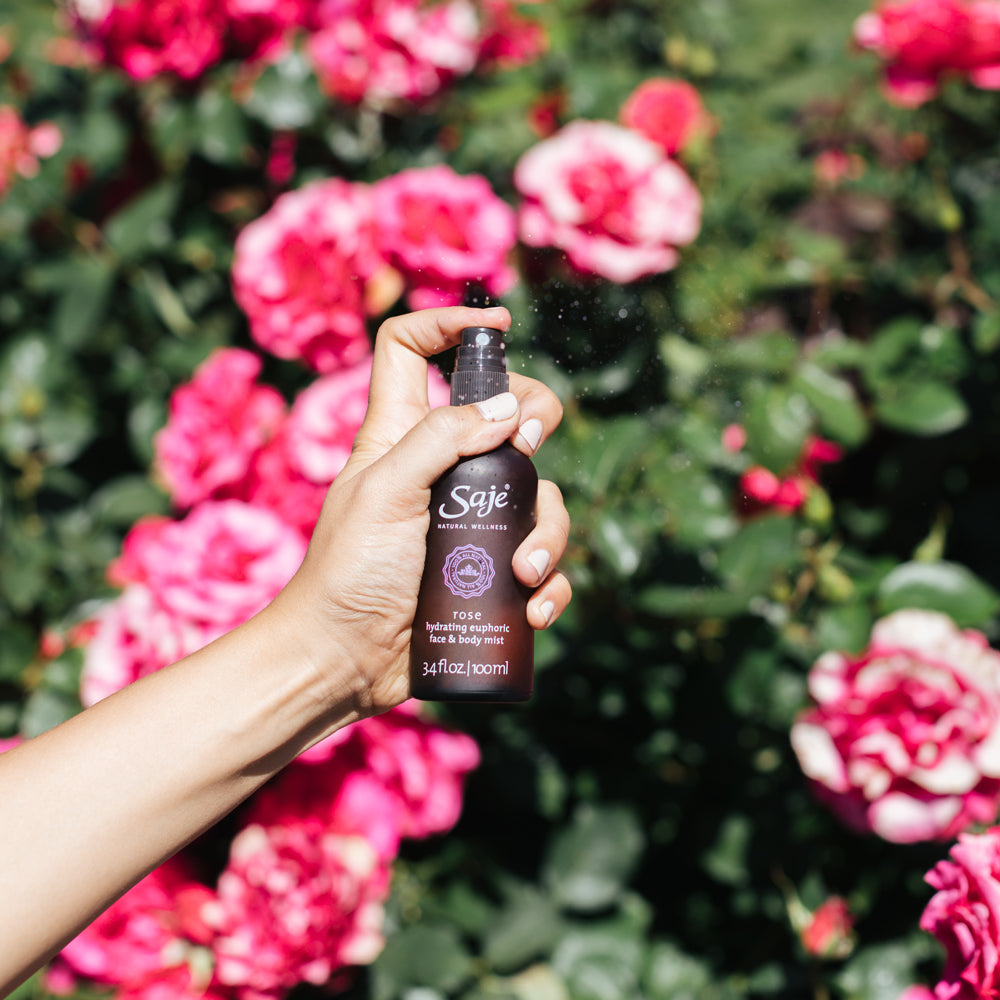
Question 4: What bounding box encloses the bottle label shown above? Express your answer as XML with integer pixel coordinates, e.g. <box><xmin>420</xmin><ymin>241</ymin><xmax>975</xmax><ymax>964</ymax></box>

<box><xmin>442</xmin><ymin>544</ymin><xmax>495</xmax><ymax>599</ymax></box>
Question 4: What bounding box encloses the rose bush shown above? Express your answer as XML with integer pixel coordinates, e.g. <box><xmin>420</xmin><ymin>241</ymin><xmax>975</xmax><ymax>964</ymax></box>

<box><xmin>6</xmin><ymin>0</ymin><xmax>1000</xmax><ymax>997</ymax></box>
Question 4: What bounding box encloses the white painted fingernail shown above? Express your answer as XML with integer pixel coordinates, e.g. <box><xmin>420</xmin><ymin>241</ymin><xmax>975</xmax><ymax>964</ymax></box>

<box><xmin>476</xmin><ymin>392</ymin><xmax>518</xmax><ymax>421</ymax></box>
<box><xmin>527</xmin><ymin>549</ymin><xmax>550</xmax><ymax>581</ymax></box>
<box><xmin>516</xmin><ymin>417</ymin><xmax>543</xmax><ymax>454</ymax></box>
<box><xmin>540</xmin><ymin>600</ymin><xmax>556</xmax><ymax>626</ymax></box>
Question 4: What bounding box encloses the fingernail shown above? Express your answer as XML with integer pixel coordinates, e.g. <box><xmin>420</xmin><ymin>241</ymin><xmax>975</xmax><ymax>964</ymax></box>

<box><xmin>476</xmin><ymin>392</ymin><xmax>518</xmax><ymax>421</ymax></box>
<box><xmin>540</xmin><ymin>600</ymin><xmax>556</xmax><ymax>626</ymax></box>
<box><xmin>526</xmin><ymin>549</ymin><xmax>550</xmax><ymax>581</ymax></box>
<box><xmin>516</xmin><ymin>417</ymin><xmax>543</xmax><ymax>454</ymax></box>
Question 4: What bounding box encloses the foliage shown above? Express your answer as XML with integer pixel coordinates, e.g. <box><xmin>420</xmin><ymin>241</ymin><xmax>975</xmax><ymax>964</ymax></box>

<box><xmin>3</xmin><ymin>0</ymin><xmax>1000</xmax><ymax>998</ymax></box>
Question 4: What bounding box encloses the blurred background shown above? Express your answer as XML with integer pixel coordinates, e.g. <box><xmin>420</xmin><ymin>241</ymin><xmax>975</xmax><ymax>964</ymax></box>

<box><xmin>3</xmin><ymin>0</ymin><xmax>1000</xmax><ymax>997</ymax></box>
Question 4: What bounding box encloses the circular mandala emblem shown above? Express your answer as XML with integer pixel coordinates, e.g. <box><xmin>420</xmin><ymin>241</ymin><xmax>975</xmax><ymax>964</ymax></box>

<box><xmin>442</xmin><ymin>544</ymin><xmax>496</xmax><ymax>599</ymax></box>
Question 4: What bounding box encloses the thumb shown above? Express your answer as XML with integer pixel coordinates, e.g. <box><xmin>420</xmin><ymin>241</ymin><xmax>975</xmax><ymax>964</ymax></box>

<box><xmin>365</xmin><ymin>391</ymin><xmax>521</xmax><ymax>493</ymax></box>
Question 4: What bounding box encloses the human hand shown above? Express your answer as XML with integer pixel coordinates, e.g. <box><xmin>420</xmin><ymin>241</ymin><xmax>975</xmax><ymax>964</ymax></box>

<box><xmin>276</xmin><ymin>306</ymin><xmax>572</xmax><ymax>716</ymax></box>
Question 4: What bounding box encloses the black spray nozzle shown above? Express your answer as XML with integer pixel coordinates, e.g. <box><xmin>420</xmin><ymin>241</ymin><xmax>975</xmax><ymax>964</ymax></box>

<box><xmin>455</xmin><ymin>326</ymin><xmax>507</xmax><ymax>372</ymax></box>
<box><xmin>451</xmin><ymin>326</ymin><xmax>509</xmax><ymax>405</ymax></box>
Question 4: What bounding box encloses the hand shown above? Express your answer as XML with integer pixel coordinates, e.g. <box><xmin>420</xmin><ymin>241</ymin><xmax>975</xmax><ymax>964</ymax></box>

<box><xmin>277</xmin><ymin>306</ymin><xmax>572</xmax><ymax>715</ymax></box>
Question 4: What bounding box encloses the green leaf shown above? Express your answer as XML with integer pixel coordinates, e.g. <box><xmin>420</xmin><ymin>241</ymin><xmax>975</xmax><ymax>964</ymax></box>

<box><xmin>835</xmin><ymin>941</ymin><xmax>933</xmax><ymax>1000</ymax></box>
<box><xmin>542</xmin><ymin>804</ymin><xmax>644</xmax><ymax>912</ymax></box>
<box><xmin>550</xmin><ymin>924</ymin><xmax>644</xmax><ymax>1000</ymax></box>
<box><xmin>51</xmin><ymin>255</ymin><xmax>117</xmax><ymax>349</ymax></box>
<box><xmin>874</xmin><ymin>380</ymin><xmax>968</xmax><ymax>436</ymax></box>
<box><xmin>743</xmin><ymin>382</ymin><xmax>811</xmax><ymax>472</ymax></box>
<box><xmin>373</xmin><ymin>925</ymin><xmax>474</xmax><ymax>1000</ymax></box>
<box><xmin>643</xmin><ymin>942</ymin><xmax>714</xmax><ymax>1000</ymax></box>
<box><xmin>791</xmin><ymin>363</ymin><xmax>868</xmax><ymax>447</ymax></box>
<box><xmin>637</xmin><ymin>585</ymin><xmax>750</xmax><ymax>619</ymax></box>
<box><xmin>104</xmin><ymin>180</ymin><xmax>180</xmax><ymax>258</ymax></box>
<box><xmin>245</xmin><ymin>51</ymin><xmax>324</xmax><ymax>129</ymax></box>
<box><xmin>715</xmin><ymin>516</ymin><xmax>800</xmax><ymax>593</ymax></box>
<box><xmin>877</xmin><ymin>560</ymin><xmax>1000</xmax><ymax>627</ymax></box>
<box><xmin>0</xmin><ymin>624</ymin><xmax>36</xmax><ymax>683</ymax></box>
<box><xmin>20</xmin><ymin>687</ymin><xmax>80</xmax><ymax>738</ymax></box>
<box><xmin>484</xmin><ymin>885</ymin><xmax>563</xmax><ymax>973</ymax></box>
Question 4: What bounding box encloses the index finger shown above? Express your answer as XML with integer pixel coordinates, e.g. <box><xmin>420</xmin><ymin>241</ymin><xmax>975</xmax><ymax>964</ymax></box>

<box><xmin>364</xmin><ymin>306</ymin><xmax>512</xmax><ymax>447</ymax></box>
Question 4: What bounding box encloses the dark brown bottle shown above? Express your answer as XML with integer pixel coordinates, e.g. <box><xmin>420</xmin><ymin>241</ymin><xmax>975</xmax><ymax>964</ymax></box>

<box><xmin>409</xmin><ymin>327</ymin><xmax>537</xmax><ymax>701</ymax></box>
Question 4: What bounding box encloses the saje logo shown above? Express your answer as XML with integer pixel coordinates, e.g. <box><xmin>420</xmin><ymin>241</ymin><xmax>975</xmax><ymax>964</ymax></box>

<box><xmin>438</xmin><ymin>483</ymin><xmax>509</xmax><ymax>520</ymax></box>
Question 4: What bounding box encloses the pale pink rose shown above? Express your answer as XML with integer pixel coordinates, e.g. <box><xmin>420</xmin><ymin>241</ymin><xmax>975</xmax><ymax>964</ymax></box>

<box><xmin>153</xmin><ymin>348</ymin><xmax>287</xmax><ymax>510</ymax></box>
<box><xmin>853</xmin><ymin>0</ymin><xmax>1000</xmax><ymax>105</ymax></box>
<box><xmin>209</xmin><ymin>819</ymin><xmax>390</xmax><ymax>997</ymax></box>
<box><xmin>920</xmin><ymin>825</ymin><xmax>1000</xmax><ymax>998</ymax></box>
<box><xmin>74</xmin><ymin>0</ymin><xmax>227</xmax><ymax>80</ymax></box>
<box><xmin>791</xmin><ymin>610</ymin><xmax>1000</xmax><ymax>843</ymax></box>
<box><xmin>57</xmin><ymin>858</ymin><xmax>220</xmax><ymax>995</ymax></box>
<box><xmin>514</xmin><ymin>120</ymin><xmax>702</xmax><ymax>283</ymax></box>
<box><xmin>619</xmin><ymin>78</ymin><xmax>712</xmax><ymax>157</ymax></box>
<box><xmin>81</xmin><ymin>502</ymin><xmax>306</xmax><ymax>703</ymax></box>
<box><xmin>307</xmin><ymin>0</ymin><xmax>480</xmax><ymax>105</ymax></box>
<box><xmin>898</xmin><ymin>989</ymin><xmax>937</xmax><ymax>1000</ymax></box>
<box><xmin>231</xmin><ymin>178</ymin><xmax>385</xmax><ymax>372</ymax></box>
<box><xmin>373</xmin><ymin>165</ymin><xmax>518</xmax><ymax>308</ymax></box>
<box><xmin>0</xmin><ymin>106</ymin><xmax>62</xmax><ymax>196</ymax></box>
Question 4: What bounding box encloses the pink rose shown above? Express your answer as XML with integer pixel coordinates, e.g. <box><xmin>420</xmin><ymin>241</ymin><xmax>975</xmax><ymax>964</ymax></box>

<box><xmin>898</xmin><ymin>989</ymin><xmax>937</xmax><ymax>1000</ymax></box>
<box><xmin>619</xmin><ymin>78</ymin><xmax>712</xmax><ymax>157</ymax></box>
<box><xmin>249</xmin><ymin>704</ymin><xmax>480</xmax><ymax>855</ymax></box>
<box><xmin>74</xmin><ymin>0</ymin><xmax>227</xmax><ymax>80</ymax></box>
<box><xmin>225</xmin><ymin>0</ymin><xmax>309</xmax><ymax>62</ymax></box>
<box><xmin>231</xmin><ymin>178</ymin><xmax>385</xmax><ymax>372</ymax></box>
<box><xmin>298</xmin><ymin>704</ymin><xmax>481</xmax><ymax>839</ymax></box>
<box><xmin>0</xmin><ymin>106</ymin><xmax>62</xmax><ymax>196</ymax></box>
<box><xmin>476</xmin><ymin>0</ymin><xmax>548</xmax><ymax>69</ymax></box>
<box><xmin>153</xmin><ymin>348</ymin><xmax>287</xmax><ymax>510</ymax></box>
<box><xmin>854</xmin><ymin>0</ymin><xmax>1000</xmax><ymax>105</ymax></box>
<box><xmin>737</xmin><ymin>434</ymin><xmax>842</xmax><ymax>516</ymax></box>
<box><xmin>514</xmin><ymin>120</ymin><xmax>702</xmax><ymax>283</ymax></box>
<box><xmin>800</xmin><ymin>897</ymin><xmax>855</xmax><ymax>959</ymax></box>
<box><xmin>920</xmin><ymin>826</ymin><xmax>1000</xmax><ymax>998</ymax></box>
<box><xmin>81</xmin><ymin>502</ymin><xmax>306</xmax><ymax>703</ymax></box>
<box><xmin>791</xmin><ymin>610</ymin><xmax>1000</xmax><ymax>843</ymax></box>
<box><xmin>209</xmin><ymin>820</ymin><xmax>390</xmax><ymax>997</ymax></box>
<box><xmin>373</xmin><ymin>165</ymin><xmax>518</xmax><ymax>308</ymax></box>
<box><xmin>80</xmin><ymin>583</ymin><xmax>211</xmax><ymax>705</ymax></box>
<box><xmin>240</xmin><ymin>356</ymin><xmax>449</xmax><ymax>538</ymax></box>
<box><xmin>57</xmin><ymin>858</ymin><xmax>220</xmax><ymax>996</ymax></box>
<box><xmin>307</xmin><ymin>0</ymin><xmax>480</xmax><ymax>105</ymax></box>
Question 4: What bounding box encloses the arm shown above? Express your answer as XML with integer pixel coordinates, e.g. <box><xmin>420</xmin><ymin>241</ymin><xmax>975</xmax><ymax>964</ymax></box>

<box><xmin>0</xmin><ymin>305</ymin><xmax>572</xmax><ymax>995</ymax></box>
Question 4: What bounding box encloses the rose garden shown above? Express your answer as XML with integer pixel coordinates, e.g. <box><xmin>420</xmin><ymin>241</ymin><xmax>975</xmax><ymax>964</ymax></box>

<box><xmin>3</xmin><ymin>0</ymin><xmax>1000</xmax><ymax>998</ymax></box>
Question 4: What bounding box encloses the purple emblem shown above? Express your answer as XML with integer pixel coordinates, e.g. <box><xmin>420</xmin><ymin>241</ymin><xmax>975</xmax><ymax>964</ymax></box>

<box><xmin>442</xmin><ymin>544</ymin><xmax>496</xmax><ymax>599</ymax></box>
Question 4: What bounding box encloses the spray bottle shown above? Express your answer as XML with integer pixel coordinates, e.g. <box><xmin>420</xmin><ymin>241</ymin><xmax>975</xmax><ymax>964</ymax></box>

<box><xmin>409</xmin><ymin>326</ymin><xmax>537</xmax><ymax>701</ymax></box>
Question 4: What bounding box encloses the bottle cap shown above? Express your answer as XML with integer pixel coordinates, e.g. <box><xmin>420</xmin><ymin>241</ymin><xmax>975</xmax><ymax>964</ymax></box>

<box><xmin>451</xmin><ymin>326</ymin><xmax>509</xmax><ymax>405</ymax></box>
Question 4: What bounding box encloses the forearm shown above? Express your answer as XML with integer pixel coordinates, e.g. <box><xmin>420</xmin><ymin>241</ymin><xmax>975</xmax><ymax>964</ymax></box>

<box><xmin>0</xmin><ymin>594</ymin><xmax>358</xmax><ymax>993</ymax></box>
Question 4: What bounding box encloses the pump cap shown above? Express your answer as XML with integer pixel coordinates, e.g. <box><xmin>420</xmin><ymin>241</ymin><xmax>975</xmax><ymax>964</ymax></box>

<box><xmin>451</xmin><ymin>326</ymin><xmax>509</xmax><ymax>405</ymax></box>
